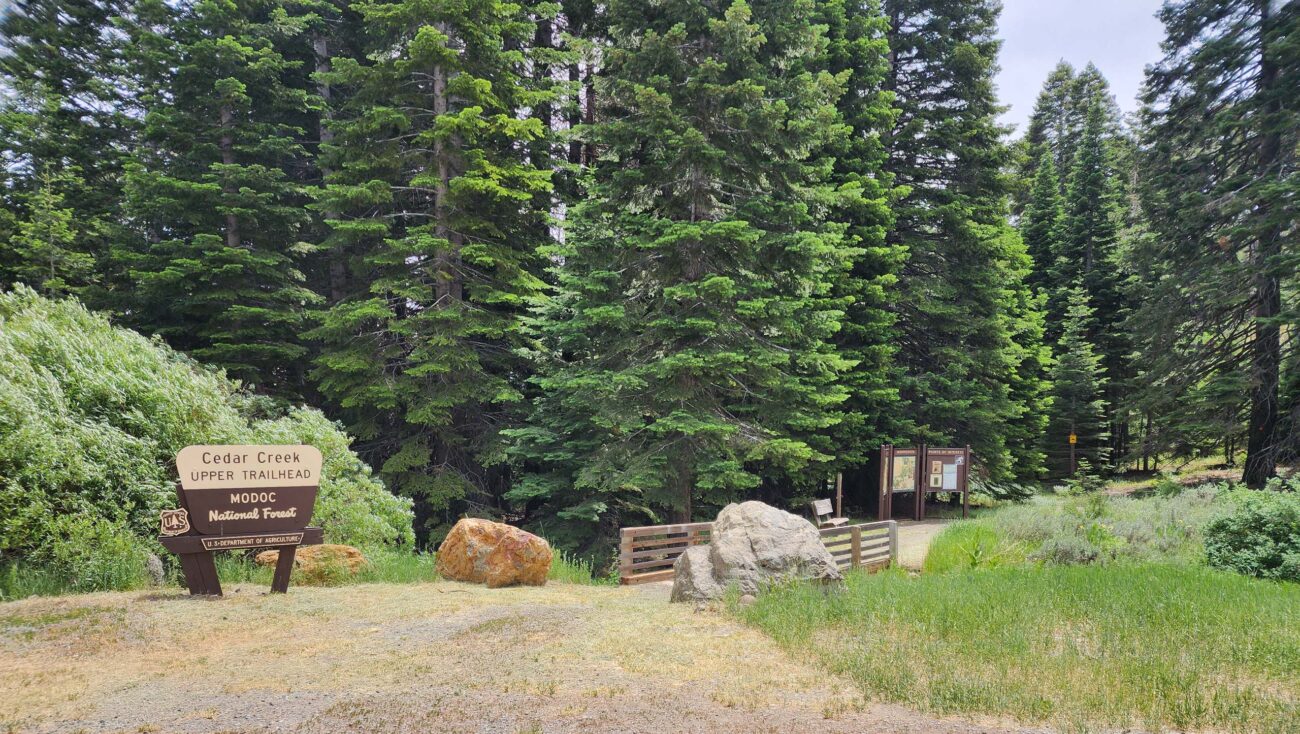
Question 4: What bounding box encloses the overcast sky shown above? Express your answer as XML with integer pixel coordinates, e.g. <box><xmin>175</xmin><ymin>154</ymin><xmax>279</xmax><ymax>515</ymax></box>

<box><xmin>995</xmin><ymin>0</ymin><xmax>1168</xmax><ymax>136</ymax></box>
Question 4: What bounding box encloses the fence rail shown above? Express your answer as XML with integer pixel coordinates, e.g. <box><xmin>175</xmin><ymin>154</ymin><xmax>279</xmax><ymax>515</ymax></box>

<box><xmin>618</xmin><ymin>519</ymin><xmax>897</xmax><ymax>585</ymax></box>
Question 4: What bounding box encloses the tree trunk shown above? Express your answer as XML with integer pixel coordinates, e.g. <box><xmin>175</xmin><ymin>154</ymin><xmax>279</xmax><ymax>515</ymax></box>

<box><xmin>430</xmin><ymin>46</ymin><xmax>464</xmax><ymax>306</ymax></box>
<box><xmin>1241</xmin><ymin>0</ymin><xmax>1282</xmax><ymax>488</ymax></box>
<box><xmin>313</xmin><ymin>32</ymin><xmax>347</xmax><ymax>304</ymax></box>
<box><xmin>219</xmin><ymin>104</ymin><xmax>240</xmax><ymax>248</ymax></box>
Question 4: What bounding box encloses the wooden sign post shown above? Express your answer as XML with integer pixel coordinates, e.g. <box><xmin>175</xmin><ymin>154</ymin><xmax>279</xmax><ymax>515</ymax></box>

<box><xmin>159</xmin><ymin>445</ymin><xmax>325</xmax><ymax>596</ymax></box>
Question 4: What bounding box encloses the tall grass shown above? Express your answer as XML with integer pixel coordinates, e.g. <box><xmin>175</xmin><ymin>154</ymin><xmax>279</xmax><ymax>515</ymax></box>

<box><xmin>740</xmin><ymin>565</ymin><xmax>1300</xmax><ymax>733</ymax></box>
<box><xmin>548</xmin><ymin>550</ymin><xmax>617</xmax><ymax>585</ymax></box>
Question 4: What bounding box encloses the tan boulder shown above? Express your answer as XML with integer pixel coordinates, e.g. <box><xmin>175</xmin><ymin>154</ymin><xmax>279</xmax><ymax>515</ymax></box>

<box><xmin>436</xmin><ymin>518</ymin><xmax>551</xmax><ymax>588</ymax></box>
<box><xmin>255</xmin><ymin>544</ymin><xmax>368</xmax><ymax>584</ymax></box>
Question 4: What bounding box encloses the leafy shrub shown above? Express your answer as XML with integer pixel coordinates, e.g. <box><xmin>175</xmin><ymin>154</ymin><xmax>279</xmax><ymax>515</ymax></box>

<box><xmin>1204</xmin><ymin>491</ymin><xmax>1300</xmax><ymax>582</ymax></box>
<box><xmin>0</xmin><ymin>287</ymin><xmax>414</xmax><ymax>591</ymax></box>
<box><xmin>32</xmin><ymin>515</ymin><xmax>152</xmax><ymax>592</ymax></box>
<box><xmin>1152</xmin><ymin>473</ymin><xmax>1185</xmax><ymax>498</ymax></box>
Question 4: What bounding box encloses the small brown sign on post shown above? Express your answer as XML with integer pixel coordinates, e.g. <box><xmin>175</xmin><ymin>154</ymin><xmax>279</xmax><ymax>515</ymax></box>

<box><xmin>159</xmin><ymin>445</ymin><xmax>324</xmax><ymax>596</ymax></box>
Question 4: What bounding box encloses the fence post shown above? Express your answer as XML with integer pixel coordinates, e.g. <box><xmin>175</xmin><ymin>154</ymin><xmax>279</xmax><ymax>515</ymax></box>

<box><xmin>851</xmin><ymin>525</ymin><xmax>862</xmax><ymax>569</ymax></box>
<box><xmin>888</xmin><ymin>520</ymin><xmax>898</xmax><ymax>568</ymax></box>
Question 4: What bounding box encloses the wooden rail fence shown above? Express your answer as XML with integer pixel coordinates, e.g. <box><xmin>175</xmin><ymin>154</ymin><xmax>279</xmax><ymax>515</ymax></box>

<box><xmin>618</xmin><ymin>519</ymin><xmax>897</xmax><ymax>585</ymax></box>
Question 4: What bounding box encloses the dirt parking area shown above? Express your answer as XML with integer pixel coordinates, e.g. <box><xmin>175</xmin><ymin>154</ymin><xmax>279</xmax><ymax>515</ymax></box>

<box><xmin>1</xmin><ymin>581</ymin><xmax>1041</xmax><ymax>734</ymax></box>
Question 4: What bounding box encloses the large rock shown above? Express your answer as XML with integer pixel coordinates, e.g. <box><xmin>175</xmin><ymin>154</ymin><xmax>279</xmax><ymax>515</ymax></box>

<box><xmin>670</xmin><ymin>501</ymin><xmax>842</xmax><ymax>603</ymax></box>
<box><xmin>255</xmin><ymin>544</ymin><xmax>368</xmax><ymax>585</ymax></box>
<box><xmin>436</xmin><ymin>518</ymin><xmax>552</xmax><ymax>588</ymax></box>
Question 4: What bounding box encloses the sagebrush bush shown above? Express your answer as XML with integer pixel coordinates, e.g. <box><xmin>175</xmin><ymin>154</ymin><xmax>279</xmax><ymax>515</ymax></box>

<box><xmin>1204</xmin><ymin>491</ymin><xmax>1300</xmax><ymax>582</ymax></box>
<box><xmin>0</xmin><ymin>287</ymin><xmax>414</xmax><ymax>588</ymax></box>
<box><xmin>926</xmin><ymin>486</ymin><xmax>1232</xmax><ymax>571</ymax></box>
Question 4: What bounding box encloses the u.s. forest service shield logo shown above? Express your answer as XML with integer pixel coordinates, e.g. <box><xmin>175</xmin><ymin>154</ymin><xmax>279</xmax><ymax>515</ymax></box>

<box><xmin>160</xmin><ymin>508</ymin><xmax>191</xmax><ymax>536</ymax></box>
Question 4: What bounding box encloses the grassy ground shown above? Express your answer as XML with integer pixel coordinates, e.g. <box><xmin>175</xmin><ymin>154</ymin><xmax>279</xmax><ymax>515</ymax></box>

<box><xmin>739</xmin><ymin>564</ymin><xmax>1300</xmax><ymax>734</ymax></box>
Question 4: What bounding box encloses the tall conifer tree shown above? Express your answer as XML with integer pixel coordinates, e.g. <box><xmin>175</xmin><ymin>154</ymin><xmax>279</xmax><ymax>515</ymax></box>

<box><xmin>0</xmin><ymin>0</ymin><xmax>136</xmax><ymax>299</ymax></box>
<box><xmin>509</xmin><ymin>0</ymin><xmax>855</xmax><ymax>544</ymax></box>
<box><xmin>309</xmin><ymin>0</ymin><xmax>553</xmax><ymax>539</ymax></box>
<box><xmin>816</xmin><ymin>0</ymin><xmax>904</xmax><ymax>476</ymax></box>
<box><xmin>1046</xmin><ymin>289</ymin><xmax>1109</xmax><ymax>475</ymax></box>
<box><xmin>1021</xmin><ymin>151</ymin><xmax>1064</xmax><ymax>298</ymax></box>
<box><xmin>1138</xmin><ymin>0</ymin><xmax>1298</xmax><ymax>485</ymax></box>
<box><xmin>122</xmin><ymin>0</ymin><xmax>320</xmax><ymax>394</ymax></box>
<box><xmin>882</xmin><ymin>0</ymin><xmax>1048</xmax><ymax>479</ymax></box>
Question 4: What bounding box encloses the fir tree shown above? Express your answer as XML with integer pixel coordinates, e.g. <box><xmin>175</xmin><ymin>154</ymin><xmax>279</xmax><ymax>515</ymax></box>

<box><xmin>5</xmin><ymin>166</ymin><xmax>92</xmax><ymax>296</ymax></box>
<box><xmin>0</xmin><ymin>0</ymin><xmax>136</xmax><ymax>299</ymax></box>
<box><xmin>816</xmin><ymin>0</ymin><xmax>905</xmax><ymax>476</ymax></box>
<box><xmin>122</xmin><ymin>0</ymin><xmax>320</xmax><ymax>395</ymax></box>
<box><xmin>883</xmin><ymin>0</ymin><xmax>1048</xmax><ymax>480</ymax></box>
<box><xmin>308</xmin><ymin>0</ymin><xmax>553</xmax><ymax>540</ymax></box>
<box><xmin>1061</xmin><ymin>100</ymin><xmax>1132</xmax><ymax>465</ymax></box>
<box><xmin>509</xmin><ymin>0</ymin><xmax>855</xmax><ymax>544</ymax></box>
<box><xmin>1020</xmin><ymin>151</ymin><xmax>1064</xmax><ymax>298</ymax></box>
<box><xmin>1046</xmin><ymin>289</ymin><xmax>1109</xmax><ymax>476</ymax></box>
<box><xmin>1137</xmin><ymin>0</ymin><xmax>1298</xmax><ymax>486</ymax></box>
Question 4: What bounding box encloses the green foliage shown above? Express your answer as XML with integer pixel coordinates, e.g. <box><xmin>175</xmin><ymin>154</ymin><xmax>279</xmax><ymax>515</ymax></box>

<box><xmin>740</xmin><ymin>564</ymin><xmax>1300</xmax><ymax>733</ymax></box>
<box><xmin>121</xmin><ymin>0</ymin><xmax>321</xmax><ymax>394</ymax></box>
<box><xmin>922</xmin><ymin>522</ymin><xmax>1026</xmax><ymax>573</ymax></box>
<box><xmin>308</xmin><ymin>0</ymin><xmax>553</xmax><ymax>542</ymax></box>
<box><xmin>1135</xmin><ymin>0</ymin><xmax>1299</xmax><ymax>486</ymax></box>
<box><xmin>968</xmin><ymin>475</ymin><xmax>1037</xmax><ymax>503</ymax></box>
<box><xmin>30</xmin><ymin>515</ymin><xmax>153</xmax><ymax>593</ymax></box>
<box><xmin>0</xmin><ymin>287</ymin><xmax>413</xmax><ymax>575</ymax></box>
<box><xmin>816</xmin><ymin>0</ymin><xmax>905</xmax><ymax>472</ymax></box>
<box><xmin>0</xmin><ymin>0</ymin><xmax>135</xmax><ymax>300</ymax></box>
<box><xmin>548</xmin><ymin>549</ymin><xmax>617</xmax><ymax>586</ymax></box>
<box><xmin>1204</xmin><ymin>491</ymin><xmax>1300</xmax><ymax>582</ymax></box>
<box><xmin>883</xmin><ymin>0</ymin><xmax>1049</xmax><ymax>481</ymax></box>
<box><xmin>509</xmin><ymin>0</ymin><xmax>860</xmax><ymax>545</ymax></box>
<box><xmin>1045</xmin><ymin>293</ymin><xmax>1109</xmax><ymax>475</ymax></box>
<box><xmin>6</xmin><ymin>165</ymin><xmax>94</xmax><ymax>297</ymax></box>
<box><xmin>924</xmin><ymin>488</ymin><xmax>1229</xmax><ymax>571</ymax></box>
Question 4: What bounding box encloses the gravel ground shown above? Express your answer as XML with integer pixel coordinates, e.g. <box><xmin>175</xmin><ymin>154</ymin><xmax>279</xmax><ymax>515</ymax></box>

<box><xmin>894</xmin><ymin>519</ymin><xmax>952</xmax><ymax>570</ymax></box>
<box><xmin>1</xmin><ymin>581</ymin><xmax>1044</xmax><ymax>734</ymax></box>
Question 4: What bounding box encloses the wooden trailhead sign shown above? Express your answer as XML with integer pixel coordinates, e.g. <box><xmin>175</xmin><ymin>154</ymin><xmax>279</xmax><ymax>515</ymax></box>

<box><xmin>876</xmin><ymin>444</ymin><xmax>971</xmax><ymax>520</ymax></box>
<box><xmin>159</xmin><ymin>445</ymin><xmax>324</xmax><ymax>596</ymax></box>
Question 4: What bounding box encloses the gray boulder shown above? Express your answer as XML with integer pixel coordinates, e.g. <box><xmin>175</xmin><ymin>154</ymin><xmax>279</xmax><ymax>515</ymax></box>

<box><xmin>669</xmin><ymin>546</ymin><xmax>722</xmax><ymax>603</ymax></box>
<box><xmin>145</xmin><ymin>553</ymin><xmax>166</xmax><ymax>586</ymax></box>
<box><xmin>670</xmin><ymin>501</ymin><xmax>842</xmax><ymax>603</ymax></box>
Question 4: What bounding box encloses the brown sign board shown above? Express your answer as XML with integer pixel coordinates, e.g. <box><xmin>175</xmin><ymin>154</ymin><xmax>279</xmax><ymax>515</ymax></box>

<box><xmin>176</xmin><ymin>445</ymin><xmax>321</xmax><ymax>535</ymax></box>
<box><xmin>160</xmin><ymin>444</ymin><xmax>324</xmax><ymax>596</ymax></box>
<box><xmin>878</xmin><ymin>444</ymin><xmax>971</xmax><ymax>521</ymax></box>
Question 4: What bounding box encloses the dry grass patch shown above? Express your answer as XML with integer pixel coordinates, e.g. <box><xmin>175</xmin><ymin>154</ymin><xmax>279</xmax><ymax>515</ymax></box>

<box><xmin>1</xmin><ymin>579</ymin><xmax>1012</xmax><ymax>734</ymax></box>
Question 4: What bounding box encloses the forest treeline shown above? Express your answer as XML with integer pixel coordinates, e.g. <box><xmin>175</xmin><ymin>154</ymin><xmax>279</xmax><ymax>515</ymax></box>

<box><xmin>1</xmin><ymin>0</ymin><xmax>1296</xmax><ymax>549</ymax></box>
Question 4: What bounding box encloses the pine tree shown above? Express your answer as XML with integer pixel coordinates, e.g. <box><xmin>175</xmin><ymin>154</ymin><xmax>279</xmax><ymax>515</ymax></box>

<box><xmin>308</xmin><ymin>0</ymin><xmax>553</xmax><ymax>541</ymax></box>
<box><xmin>0</xmin><ymin>0</ymin><xmax>136</xmax><ymax>299</ymax></box>
<box><xmin>1020</xmin><ymin>151</ymin><xmax>1064</xmax><ymax>297</ymax></box>
<box><xmin>1060</xmin><ymin>99</ymin><xmax>1133</xmax><ymax>467</ymax></box>
<box><xmin>509</xmin><ymin>0</ymin><xmax>855</xmax><ymax>545</ymax></box>
<box><xmin>1137</xmin><ymin>0</ymin><xmax>1298</xmax><ymax>486</ymax></box>
<box><xmin>5</xmin><ymin>166</ymin><xmax>92</xmax><ymax>296</ymax></box>
<box><xmin>1046</xmin><ymin>289</ymin><xmax>1109</xmax><ymax>475</ymax></box>
<box><xmin>122</xmin><ymin>0</ymin><xmax>320</xmax><ymax>395</ymax></box>
<box><xmin>816</xmin><ymin>0</ymin><xmax>904</xmax><ymax>475</ymax></box>
<box><xmin>882</xmin><ymin>0</ymin><xmax>1048</xmax><ymax>480</ymax></box>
